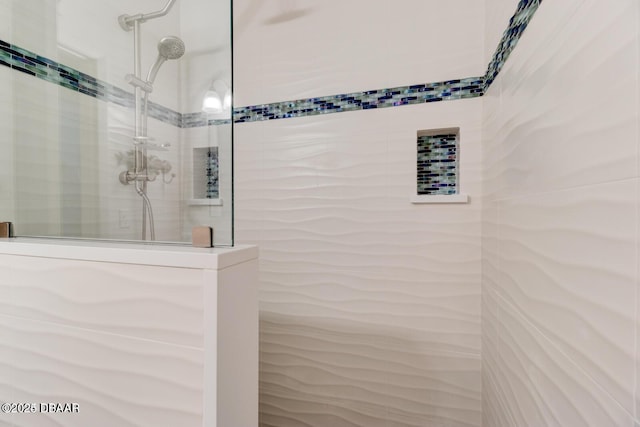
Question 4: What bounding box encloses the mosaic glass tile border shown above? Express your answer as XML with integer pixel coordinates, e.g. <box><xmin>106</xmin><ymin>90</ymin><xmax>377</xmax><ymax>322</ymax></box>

<box><xmin>233</xmin><ymin>0</ymin><xmax>543</xmax><ymax>123</ymax></box>
<box><xmin>483</xmin><ymin>0</ymin><xmax>542</xmax><ymax>90</ymax></box>
<box><xmin>233</xmin><ymin>77</ymin><xmax>484</xmax><ymax>123</ymax></box>
<box><xmin>182</xmin><ymin>112</ymin><xmax>232</xmax><ymax>128</ymax></box>
<box><xmin>0</xmin><ymin>0</ymin><xmax>542</xmax><ymax>126</ymax></box>
<box><xmin>417</xmin><ymin>133</ymin><xmax>458</xmax><ymax>195</ymax></box>
<box><xmin>0</xmin><ymin>38</ymin><xmax>182</xmax><ymax>127</ymax></box>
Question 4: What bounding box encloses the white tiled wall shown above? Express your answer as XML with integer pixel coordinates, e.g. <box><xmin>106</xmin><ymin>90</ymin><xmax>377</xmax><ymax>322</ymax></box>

<box><xmin>233</xmin><ymin>0</ymin><xmax>485</xmax><ymax>107</ymax></box>
<box><xmin>482</xmin><ymin>0</ymin><xmax>640</xmax><ymax>425</ymax></box>
<box><xmin>235</xmin><ymin>101</ymin><xmax>483</xmax><ymax>426</ymax></box>
<box><xmin>0</xmin><ymin>254</ymin><xmax>205</xmax><ymax>427</ymax></box>
<box><xmin>0</xmin><ymin>1</ymin><xmax>11</xmax><ymax>42</ymax></box>
<box><xmin>179</xmin><ymin>0</ymin><xmax>231</xmax><ymax>114</ymax></box>
<box><xmin>234</xmin><ymin>1</ymin><xmax>486</xmax><ymax>425</ymax></box>
<box><xmin>0</xmin><ymin>243</ymin><xmax>259</xmax><ymax>427</ymax></box>
<box><xmin>483</xmin><ymin>0</ymin><xmax>518</xmax><ymax>66</ymax></box>
<box><xmin>13</xmin><ymin>63</ymin><xmax>63</xmax><ymax>236</ymax></box>
<box><xmin>0</xmin><ymin>314</ymin><xmax>204</xmax><ymax>427</ymax></box>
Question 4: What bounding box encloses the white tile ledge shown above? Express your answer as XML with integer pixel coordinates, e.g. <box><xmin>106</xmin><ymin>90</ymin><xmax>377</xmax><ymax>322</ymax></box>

<box><xmin>188</xmin><ymin>198</ymin><xmax>223</xmax><ymax>206</ymax></box>
<box><xmin>411</xmin><ymin>194</ymin><xmax>469</xmax><ymax>204</ymax></box>
<box><xmin>0</xmin><ymin>237</ymin><xmax>258</xmax><ymax>270</ymax></box>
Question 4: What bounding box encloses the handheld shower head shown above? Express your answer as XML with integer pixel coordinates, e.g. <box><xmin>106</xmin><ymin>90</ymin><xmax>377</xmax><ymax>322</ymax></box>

<box><xmin>158</xmin><ymin>36</ymin><xmax>185</xmax><ymax>60</ymax></box>
<box><xmin>146</xmin><ymin>36</ymin><xmax>185</xmax><ymax>84</ymax></box>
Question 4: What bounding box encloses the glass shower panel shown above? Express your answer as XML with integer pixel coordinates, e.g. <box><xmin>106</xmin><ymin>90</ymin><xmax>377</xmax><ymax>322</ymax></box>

<box><xmin>0</xmin><ymin>0</ymin><xmax>233</xmax><ymax>245</ymax></box>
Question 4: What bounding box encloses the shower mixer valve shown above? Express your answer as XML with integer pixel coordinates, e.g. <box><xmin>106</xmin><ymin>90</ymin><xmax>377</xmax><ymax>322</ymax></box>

<box><xmin>117</xmin><ymin>151</ymin><xmax>175</xmax><ymax>185</ymax></box>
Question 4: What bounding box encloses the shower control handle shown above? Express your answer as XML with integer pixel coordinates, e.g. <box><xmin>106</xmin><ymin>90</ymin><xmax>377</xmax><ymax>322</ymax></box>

<box><xmin>119</xmin><ymin>171</ymin><xmax>133</xmax><ymax>185</ymax></box>
<box><xmin>119</xmin><ymin>171</ymin><xmax>160</xmax><ymax>185</ymax></box>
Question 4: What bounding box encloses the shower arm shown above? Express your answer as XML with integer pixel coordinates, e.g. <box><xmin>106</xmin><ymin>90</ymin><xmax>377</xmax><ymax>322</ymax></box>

<box><xmin>119</xmin><ymin>0</ymin><xmax>177</xmax><ymax>31</ymax></box>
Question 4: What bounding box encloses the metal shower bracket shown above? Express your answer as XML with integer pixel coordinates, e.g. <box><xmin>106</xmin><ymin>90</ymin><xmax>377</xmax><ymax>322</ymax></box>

<box><xmin>118</xmin><ymin>0</ymin><xmax>178</xmax><ymax>31</ymax></box>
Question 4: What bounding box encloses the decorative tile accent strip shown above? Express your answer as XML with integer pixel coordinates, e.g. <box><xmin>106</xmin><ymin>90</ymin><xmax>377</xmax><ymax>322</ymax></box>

<box><xmin>233</xmin><ymin>0</ymin><xmax>543</xmax><ymax>123</ymax></box>
<box><xmin>233</xmin><ymin>77</ymin><xmax>484</xmax><ymax>123</ymax></box>
<box><xmin>182</xmin><ymin>112</ymin><xmax>232</xmax><ymax>128</ymax></box>
<box><xmin>0</xmin><ymin>38</ymin><xmax>182</xmax><ymax>127</ymax></box>
<box><xmin>484</xmin><ymin>0</ymin><xmax>542</xmax><ymax>89</ymax></box>
<box><xmin>147</xmin><ymin>102</ymin><xmax>182</xmax><ymax>128</ymax></box>
<box><xmin>0</xmin><ymin>0</ymin><xmax>542</xmax><ymax>126</ymax></box>
<box><xmin>417</xmin><ymin>133</ymin><xmax>458</xmax><ymax>195</ymax></box>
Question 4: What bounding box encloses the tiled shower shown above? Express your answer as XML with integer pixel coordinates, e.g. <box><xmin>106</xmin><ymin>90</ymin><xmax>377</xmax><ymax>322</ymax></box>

<box><xmin>1</xmin><ymin>0</ymin><xmax>639</xmax><ymax>425</ymax></box>
<box><xmin>235</xmin><ymin>0</ymin><xmax>640</xmax><ymax>425</ymax></box>
<box><xmin>0</xmin><ymin>0</ymin><xmax>233</xmax><ymax>244</ymax></box>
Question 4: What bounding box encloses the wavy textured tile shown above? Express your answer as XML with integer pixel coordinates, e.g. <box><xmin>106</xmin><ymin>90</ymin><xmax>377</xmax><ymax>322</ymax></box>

<box><xmin>497</xmin><ymin>180</ymin><xmax>637</xmax><ymax>413</ymax></box>
<box><xmin>260</xmin><ymin>314</ymin><xmax>480</xmax><ymax>427</ymax></box>
<box><xmin>0</xmin><ymin>255</ymin><xmax>204</xmax><ymax>347</ymax></box>
<box><xmin>496</xmin><ymin>299</ymin><xmax>635</xmax><ymax>426</ymax></box>
<box><xmin>481</xmin><ymin>286</ymin><xmax>514</xmax><ymax>427</ymax></box>
<box><xmin>482</xmin><ymin>0</ymin><xmax>640</xmax><ymax>423</ymax></box>
<box><xmin>0</xmin><ymin>314</ymin><xmax>202</xmax><ymax>427</ymax></box>
<box><xmin>486</xmin><ymin>0</ymin><xmax>638</xmax><ymax>200</ymax></box>
<box><xmin>233</xmin><ymin>0</ymin><xmax>485</xmax><ymax>107</ymax></box>
<box><xmin>236</xmin><ymin>104</ymin><xmax>482</xmax><ymax>426</ymax></box>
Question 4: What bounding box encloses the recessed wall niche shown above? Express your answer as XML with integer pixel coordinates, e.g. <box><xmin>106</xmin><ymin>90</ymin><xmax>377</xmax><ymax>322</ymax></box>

<box><xmin>411</xmin><ymin>127</ymin><xmax>469</xmax><ymax>204</ymax></box>
<box><xmin>191</xmin><ymin>146</ymin><xmax>222</xmax><ymax>205</ymax></box>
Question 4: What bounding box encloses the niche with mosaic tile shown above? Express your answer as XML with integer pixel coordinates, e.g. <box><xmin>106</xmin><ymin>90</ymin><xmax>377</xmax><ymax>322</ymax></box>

<box><xmin>412</xmin><ymin>127</ymin><xmax>468</xmax><ymax>203</ymax></box>
<box><xmin>191</xmin><ymin>146</ymin><xmax>221</xmax><ymax>204</ymax></box>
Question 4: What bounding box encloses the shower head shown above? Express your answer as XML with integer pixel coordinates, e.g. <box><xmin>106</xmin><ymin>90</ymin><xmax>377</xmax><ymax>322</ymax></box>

<box><xmin>146</xmin><ymin>36</ymin><xmax>185</xmax><ymax>84</ymax></box>
<box><xmin>158</xmin><ymin>36</ymin><xmax>185</xmax><ymax>60</ymax></box>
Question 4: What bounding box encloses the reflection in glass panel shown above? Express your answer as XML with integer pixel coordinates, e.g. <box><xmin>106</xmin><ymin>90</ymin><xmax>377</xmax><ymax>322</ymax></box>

<box><xmin>0</xmin><ymin>0</ymin><xmax>233</xmax><ymax>245</ymax></box>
